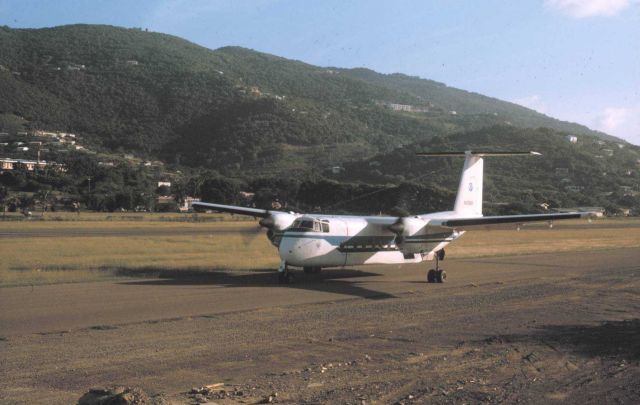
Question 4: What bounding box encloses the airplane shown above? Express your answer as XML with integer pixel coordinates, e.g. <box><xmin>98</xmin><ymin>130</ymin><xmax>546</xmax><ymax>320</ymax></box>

<box><xmin>193</xmin><ymin>151</ymin><xmax>594</xmax><ymax>284</ymax></box>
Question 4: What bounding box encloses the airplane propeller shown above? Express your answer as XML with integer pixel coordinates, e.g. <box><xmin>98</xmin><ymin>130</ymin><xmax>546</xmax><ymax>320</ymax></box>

<box><xmin>244</xmin><ymin>210</ymin><xmax>298</xmax><ymax>247</ymax></box>
<box><xmin>388</xmin><ymin>216</ymin><xmax>407</xmax><ymax>245</ymax></box>
<box><xmin>387</xmin><ymin>206</ymin><xmax>411</xmax><ymax>245</ymax></box>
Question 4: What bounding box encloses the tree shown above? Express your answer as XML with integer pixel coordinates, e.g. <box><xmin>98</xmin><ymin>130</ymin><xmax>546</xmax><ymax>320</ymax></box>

<box><xmin>0</xmin><ymin>186</ymin><xmax>7</xmax><ymax>217</ymax></box>
<box><xmin>200</xmin><ymin>177</ymin><xmax>242</xmax><ymax>204</ymax></box>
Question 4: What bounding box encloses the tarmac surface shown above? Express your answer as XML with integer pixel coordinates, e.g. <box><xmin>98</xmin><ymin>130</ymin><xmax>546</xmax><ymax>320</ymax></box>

<box><xmin>1</xmin><ymin>247</ymin><xmax>639</xmax><ymax>404</ymax></box>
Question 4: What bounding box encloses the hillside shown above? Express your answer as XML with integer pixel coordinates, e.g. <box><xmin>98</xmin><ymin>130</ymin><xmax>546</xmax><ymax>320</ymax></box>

<box><xmin>0</xmin><ymin>24</ymin><xmax>638</xmax><ymax>215</ymax></box>
<box><xmin>0</xmin><ymin>25</ymin><xmax>624</xmax><ymax>173</ymax></box>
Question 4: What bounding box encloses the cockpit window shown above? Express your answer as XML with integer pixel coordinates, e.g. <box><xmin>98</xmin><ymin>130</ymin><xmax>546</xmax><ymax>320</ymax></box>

<box><xmin>289</xmin><ymin>218</ymin><xmax>330</xmax><ymax>232</ymax></box>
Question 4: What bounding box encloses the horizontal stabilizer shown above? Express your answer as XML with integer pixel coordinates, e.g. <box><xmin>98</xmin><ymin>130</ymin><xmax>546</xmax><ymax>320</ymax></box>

<box><xmin>416</xmin><ymin>151</ymin><xmax>541</xmax><ymax>157</ymax></box>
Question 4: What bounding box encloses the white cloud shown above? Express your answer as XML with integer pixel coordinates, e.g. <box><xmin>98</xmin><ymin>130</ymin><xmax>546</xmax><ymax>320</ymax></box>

<box><xmin>544</xmin><ymin>0</ymin><xmax>634</xmax><ymax>18</ymax></box>
<box><xmin>594</xmin><ymin>107</ymin><xmax>630</xmax><ymax>133</ymax></box>
<box><xmin>592</xmin><ymin>106</ymin><xmax>640</xmax><ymax>145</ymax></box>
<box><xmin>512</xmin><ymin>95</ymin><xmax>547</xmax><ymax>114</ymax></box>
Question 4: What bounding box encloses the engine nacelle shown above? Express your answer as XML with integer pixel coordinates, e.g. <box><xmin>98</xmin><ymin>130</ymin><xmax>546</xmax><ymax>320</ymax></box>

<box><xmin>263</xmin><ymin>212</ymin><xmax>298</xmax><ymax>247</ymax></box>
<box><xmin>390</xmin><ymin>217</ymin><xmax>430</xmax><ymax>254</ymax></box>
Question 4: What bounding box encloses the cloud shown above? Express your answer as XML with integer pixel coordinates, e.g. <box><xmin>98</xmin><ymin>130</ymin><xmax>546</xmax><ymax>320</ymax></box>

<box><xmin>594</xmin><ymin>107</ymin><xmax>630</xmax><ymax>133</ymax></box>
<box><xmin>512</xmin><ymin>95</ymin><xmax>547</xmax><ymax>114</ymax></box>
<box><xmin>592</xmin><ymin>106</ymin><xmax>640</xmax><ymax>145</ymax></box>
<box><xmin>544</xmin><ymin>0</ymin><xmax>634</xmax><ymax>18</ymax></box>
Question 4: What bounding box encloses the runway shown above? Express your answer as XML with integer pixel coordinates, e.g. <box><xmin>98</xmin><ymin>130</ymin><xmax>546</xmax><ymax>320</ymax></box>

<box><xmin>1</xmin><ymin>248</ymin><xmax>639</xmax><ymax>404</ymax></box>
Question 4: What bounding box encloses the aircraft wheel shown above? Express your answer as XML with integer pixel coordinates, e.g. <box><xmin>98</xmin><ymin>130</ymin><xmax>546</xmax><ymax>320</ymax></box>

<box><xmin>436</xmin><ymin>269</ymin><xmax>447</xmax><ymax>283</ymax></box>
<box><xmin>427</xmin><ymin>269</ymin><xmax>437</xmax><ymax>283</ymax></box>
<box><xmin>278</xmin><ymin>271</ymin><xmax>294</xmax><ymax>284</ymax></box>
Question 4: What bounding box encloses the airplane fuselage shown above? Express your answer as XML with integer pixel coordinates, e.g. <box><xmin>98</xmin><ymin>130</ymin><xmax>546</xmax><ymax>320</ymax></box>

<box><xmin>277</xmin><ymin>214</ymin><xmax>463</xmax><ymax>268</ymax></box>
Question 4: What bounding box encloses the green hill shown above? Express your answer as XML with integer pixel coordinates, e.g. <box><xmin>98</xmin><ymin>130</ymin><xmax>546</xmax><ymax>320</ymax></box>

<box><xmin>0</xmin><ymin>24</ymin><xmax>638</xmax><ymax>215</ymax></box>
<box><xmin>0</xmin><ymin>25</ymin><xmax>625</xmax><ymax>172</ymax></box>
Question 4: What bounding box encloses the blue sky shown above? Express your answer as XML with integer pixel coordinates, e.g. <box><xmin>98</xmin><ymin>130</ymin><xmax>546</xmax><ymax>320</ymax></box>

<box><xmin>1</xmin><ymin>0</ymin><xmax>639</xmax><ymax>144</ymax></box>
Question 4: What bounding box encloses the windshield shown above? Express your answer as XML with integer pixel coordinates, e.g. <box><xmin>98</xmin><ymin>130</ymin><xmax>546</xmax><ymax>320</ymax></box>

<box><xmin>289</xmin><ymin>218</ymin><xmax>330</xmax><ymax>233</ymax></box>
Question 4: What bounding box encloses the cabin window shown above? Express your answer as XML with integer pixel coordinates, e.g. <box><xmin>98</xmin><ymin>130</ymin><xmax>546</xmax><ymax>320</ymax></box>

<box><xmin>321</xmin><ymin>222</ymin><xmax>330</xmax><ymax>233</ymax></box>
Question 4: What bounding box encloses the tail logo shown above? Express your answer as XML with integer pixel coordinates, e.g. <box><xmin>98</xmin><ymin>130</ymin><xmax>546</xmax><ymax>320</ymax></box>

<box><xmin>468</xmin><ymin>182</ymin><xmax>473</xmax><ymax>192</ymax></box>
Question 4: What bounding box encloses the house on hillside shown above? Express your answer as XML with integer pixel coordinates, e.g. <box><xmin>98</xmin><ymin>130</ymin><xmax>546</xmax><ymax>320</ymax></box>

<box><xmin>620</xmin><ymin>186</ymin><xmax>634</xmax><ymax>195</ymax></box>
<box><xmin>566</xmin><ymin>135</ymin><xmax>578</xmax><ymax>143</ymax></box>
<box><xmin>1</xmin><ymin>159</ymin><xmax>17</xmax><ymax>171</ymax></box>
<box><xmin>249</xmin><ymin>86</ymin><xmax>261</xmax><ymax>96</ymax></box>
<box><xmin>179</xmin><ymin>196</ymin><xmax>201</xmax><ymax>212</ymax></box>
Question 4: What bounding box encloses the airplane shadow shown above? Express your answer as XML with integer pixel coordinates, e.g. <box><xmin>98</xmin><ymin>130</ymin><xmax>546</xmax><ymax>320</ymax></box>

<box><xmin>478</xmin><ymin>319</ymin><xmax>640</xmax><ymax>360</ymax></box>
<box><xmin>115</xmin><ymin>267</ymin><xmax>397</xmax><ymax>300</ymax></box>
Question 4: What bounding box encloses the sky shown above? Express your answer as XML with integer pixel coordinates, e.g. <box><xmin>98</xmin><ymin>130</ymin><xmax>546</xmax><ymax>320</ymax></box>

<box><xmin>1</xmin><ymin>0</ymin><xmax>639</xmax><ymax>144</ymax></box>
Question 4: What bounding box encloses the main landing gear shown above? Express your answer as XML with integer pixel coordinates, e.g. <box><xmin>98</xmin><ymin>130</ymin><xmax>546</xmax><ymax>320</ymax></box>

<box><xmin>427</xmin><ymin>250</ymin><xmax>446</xmax><ymax>283</ymax></box>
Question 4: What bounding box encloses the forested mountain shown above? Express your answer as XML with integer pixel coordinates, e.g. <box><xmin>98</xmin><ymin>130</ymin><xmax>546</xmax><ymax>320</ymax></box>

<box><xmin>0</xmin><ymin>25</ymin><xmax>622</xmax><ymax>170</ymax></box>
<box><xmin>0</xmin><ymin>24</ymin><xmax>638</xmax><ymax>214</ymax></box>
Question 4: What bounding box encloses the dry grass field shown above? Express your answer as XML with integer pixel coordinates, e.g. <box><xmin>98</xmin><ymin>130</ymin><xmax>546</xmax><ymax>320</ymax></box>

<box><xmin>1</xmin><ymin>215</ymin><xmax>639</xmax><ymax>287</ymax></box>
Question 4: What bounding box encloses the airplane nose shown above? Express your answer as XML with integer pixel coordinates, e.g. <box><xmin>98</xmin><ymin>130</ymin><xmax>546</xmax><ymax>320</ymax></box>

<box><xmin>278</xmin><ymin>237</ymin><xmax>295</xmax><ymax>262</ymax></box>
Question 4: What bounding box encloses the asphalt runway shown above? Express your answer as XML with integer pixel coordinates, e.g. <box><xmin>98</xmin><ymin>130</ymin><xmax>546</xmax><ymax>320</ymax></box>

<box><xmin>1</xmin><ymin>248</ymin><xmax>639</xmax><ymax>404</ymax></box>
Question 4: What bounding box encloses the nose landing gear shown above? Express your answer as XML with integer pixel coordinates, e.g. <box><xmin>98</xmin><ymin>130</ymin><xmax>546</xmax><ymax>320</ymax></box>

<box><xmin>427</xmin><ymin>250</ymin><xmax>446</xmax><ymax>283</ymax></box>
<box><xmin>278</xmin><ymin>260</ymin><xmax>294</xmax><ymax>284</ymax></box>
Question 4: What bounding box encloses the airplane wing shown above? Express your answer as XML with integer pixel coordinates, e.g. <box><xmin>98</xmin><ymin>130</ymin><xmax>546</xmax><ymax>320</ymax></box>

<box><xmin>192</xmin><ymin>202</ymin><xmax>273</xmax><ymax>218</ymax></box>
<box><xmin>430</xmin><ymin>212</ymin><xmax>594</xmax><ymax>229</ymax></box>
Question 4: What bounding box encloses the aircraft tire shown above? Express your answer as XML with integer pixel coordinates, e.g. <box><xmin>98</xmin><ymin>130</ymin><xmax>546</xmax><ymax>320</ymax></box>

<box><xmin>427</xmin><ymin>269</ymin><xmax>437</xmax><ymax>283</ymax></box>
<box><xmin>436</xmin><ymin>269</ymin><xmax>446</xmax><ymax>283</ymax></box>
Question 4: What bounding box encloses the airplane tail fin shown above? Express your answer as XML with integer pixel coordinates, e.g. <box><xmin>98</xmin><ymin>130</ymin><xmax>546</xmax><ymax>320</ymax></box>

<box><xmin>416</xmin><ymin>151</ymin><xmax>541</xmax><ymax>217</ymax></box>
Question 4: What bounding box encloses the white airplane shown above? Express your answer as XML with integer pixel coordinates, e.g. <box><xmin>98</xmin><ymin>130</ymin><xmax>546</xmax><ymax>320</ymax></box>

<box><xmin>193</xmin><ymin>151</ymin><xmax>593</xmax><ymax>283</ymax></box>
